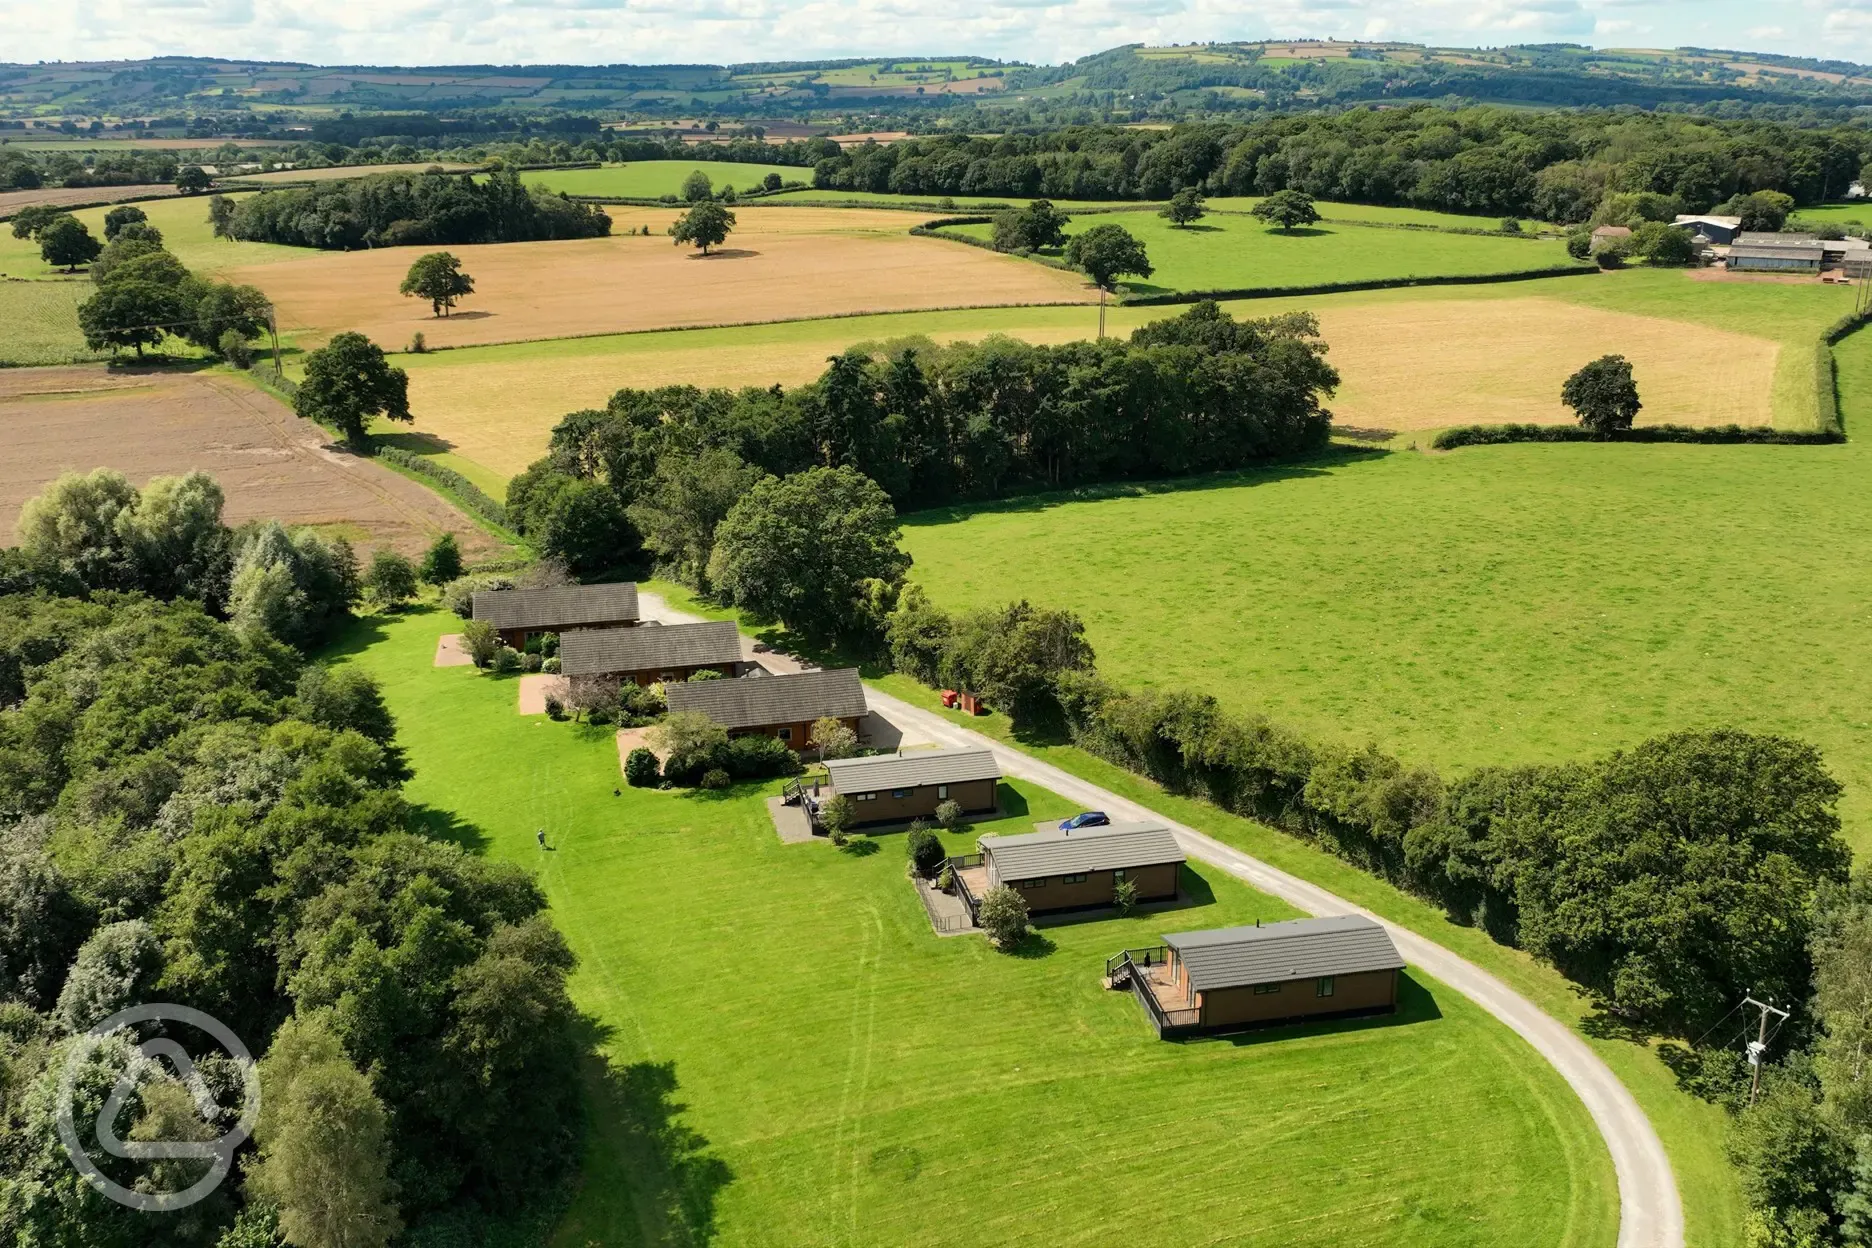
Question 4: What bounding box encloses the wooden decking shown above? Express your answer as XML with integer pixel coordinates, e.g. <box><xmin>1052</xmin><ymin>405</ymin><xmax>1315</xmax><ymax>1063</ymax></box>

<box><xmin>955</xmin><ymin>863</ymin><xmax>991</xmax><ymax>899</ymax></box>
<box><xmin>1136</xmin><ymin>962</ymin><xmax>1198</xmax><ymax>1024</ymax></box>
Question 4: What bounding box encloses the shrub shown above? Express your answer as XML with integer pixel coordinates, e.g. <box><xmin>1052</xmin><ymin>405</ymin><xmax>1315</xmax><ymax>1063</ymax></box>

<box><xmin>1565</xmin><ymin>230</ymin><xmax>1591</xmax><ymax>259</ymax></box>
<box><xmin>935</xmin><ymin>799</ymin><xmax>964</xmax><ymax>830</ymax></box>
<box><xmin>625</xmin><ymin>747</ymin><xmax>660</xmax><ymax>787</ymax></box>
<box><xmin>977</xmin><ymin>886</ymin><xmax>1030</xmax><ymax>950</ymax></box>
<box><xmin>544</xmin><ymin>694</ymin><xmax>566</xmax><ymax>720</ymax></box>
<box><xmin>364</xmin><ymin>548</ymin><xmax>418</xmax><ymax>608</ymax></box>
<box><xmin>818</xmin><ymin>794</ymin><xmax>854</xmax><ymax>840</ymax></box>
<box><xmin>906</xmin><ymin>825</ymin><xmax>945</xmax><ymax>878</ymax></box>
<box><xmin>619</xmin><ymin>682</ymin><xmax>666</xmax><ymax>724</ymax></box>
<box><xmin>586</xmin><ymin>705</ymin><xmax>613</xmax><ymax>726</ymax></box>
<box><xmin>688</xmin><ymin>668</ymin><xmax>725</xmax><ymax>681</ymax></box>
<box><xmin>461</xmin><ymin>618</ymin><xmax>499</xmax><ymax>667</ymax></box>
<box><xmin>540</xmin><ymin>632</ymin><xmax>560</xmax><ymax>658</ymax></box>
<box><xmin>492</xmin><ymin>646</ymin><xmax>521</xmax><ymax>673</ymax></box>
<box><xmin>410</xmin><ymin>331</ymin><xmax>427</xmax><ymax>354</ymax></box>
<box><xmin>651</xmin><ymin>711</ymin><xmax>730</xmax><ymax>784</ymax></box>
<box><xmin>442</xmin><ymin>573</ymin><xmax>514</xmax><ymax>619</ymax></box>
<box><xmin>1113</xmin><ymin>877</ymin><xmax>1140</xmax><ymax>916</ymax></box>
<box><xmin>219</xmin><ymin>329</ymin><xmax>254</xmax><ymax>368</ymax></box>
<box><xmin>542</xmin><ymin>656</ymin><xmax>561</xmax><ymax>674</ymax></box>
<box><xmin>726</xmin><ymin>734</ymin><xmax>797</xmax><ymax>779</ymax></box>
<box><xmin>700</xmin><ymin>768</ymin><xmax>732</xmax><ymax>790</ymax></box>
<box><xmin>937</xmin><ymin>863</ymin><xmax>955</xmax><ymax>891</ymax></box>
<box><xmin>521</xmin><ymin>653</ymin><xmax>543</xmax><ymax>673</ymax></box>
<box><xmin>810</xmin><ymin>716</ymin><xmax>859</xmax><ymax>761</ymax></box>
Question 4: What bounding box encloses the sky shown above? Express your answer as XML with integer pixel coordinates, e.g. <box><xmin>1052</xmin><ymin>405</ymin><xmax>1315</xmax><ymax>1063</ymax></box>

<box><xmin>1</xmin><ymin>0</ymin><xmax>1867</xmax><ymax>70</ymax></box>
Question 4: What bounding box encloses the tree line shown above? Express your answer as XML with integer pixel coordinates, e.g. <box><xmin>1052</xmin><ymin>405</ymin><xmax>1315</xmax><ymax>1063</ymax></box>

<box><xmin>224</xmin><ymin>170</ymin><xmax>612</xmax><ymax>250</ymax></box>
<box><xmin>806</xmin><ymin>106</ymin><xmax>1868</xmax><ymax>219</ymax></box>
<box><xmin>0</xmin><ymin>476</ymin><xmax>581</xmax><ymax>1246</ymax></box>
<box><xmin>500</xmin><ymin>301</ymin><xmax>1338</xmax><ymax>582</ymax></box>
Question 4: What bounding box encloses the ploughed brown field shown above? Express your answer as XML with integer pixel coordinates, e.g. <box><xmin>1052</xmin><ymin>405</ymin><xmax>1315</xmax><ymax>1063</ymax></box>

<box><xmin>0</xmin><ymin>366</ymin><xmax>497</xmax><ymax>558</ymax></box>
<box><xmin>230</xmin><ymin>207</ymin><xmax>1096</xmax><ymax>351</ymax></box>
<box><xmin>0</xmin><ymin>184</ymin><xmax>179</xmax><ymax>215</ymax></box>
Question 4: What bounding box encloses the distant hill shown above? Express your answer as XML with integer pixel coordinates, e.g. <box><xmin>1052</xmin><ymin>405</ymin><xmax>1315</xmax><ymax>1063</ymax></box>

<box><xmin>5</xmin><ymin>40</ymin><xmax>1872</xmax><ymax>130</ymax></box>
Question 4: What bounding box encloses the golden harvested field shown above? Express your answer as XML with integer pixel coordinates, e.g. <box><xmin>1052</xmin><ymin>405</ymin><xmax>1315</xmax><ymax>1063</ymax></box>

<box><xmin>0</xmin><ymin>366</ymin><xmax>499</xmax><ymax>558</ymax></box>
<box><xmin>223</xmin><ymin>162</ymin><xmax>477</xmax><ymax>184</ymax></box>
<box><xmin>0</xmin><ymin>185</ymin><xmax>178</xmax><ymax>216</ymax></box>
<box><xmin>234</xmin><ymin>207</ymin><xmax>1095</xmax><ymax>352</ymax></box>
<box><xmin>395</xmin><ymin>292</ymin><xmax>1777</xmax><ymax>481</ymax></box>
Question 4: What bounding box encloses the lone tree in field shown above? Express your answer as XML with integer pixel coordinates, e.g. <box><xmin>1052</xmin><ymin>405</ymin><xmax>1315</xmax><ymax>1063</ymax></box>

<box><xmin>295</xmin><ymin>332</ymin><xmax>412</xmax><ymax>449</ymax></box>
<box><xmin>1562</xmin><ymin>355</ymin><xmax>1642</xmax><ymax>436</ymax></box>
<box><xmin>399</xmin><ymin>251</ymin><xmax>475</xmax><ymax>317</ymax></box>
<box><xmin>670</xmin><ymin>202</ymin><xmax>736</xmax><ymax>255</ymax></box>
<box><xmin>176</xmin><ymin>164</ymin><xmax>211</xmax><ymax>194</ymax></box>
<box><xmin>1063</xmin><ymin>223</ymin><xmax>1152</xmax><ymax>292</ymax></box>
<box><xmin>1159</xmin><ymin>187</ymin><xmax>1206</xmax><ymax>228</ymax></box>
<box><xmin>681</xmin><ymin>169</ymin><xmax>714</xmax><ymax>203</ymax></box>
<box><xmin>1251</xmin><ymin>189</ymin><xmax>1321</xmax><ymax>232</ymax></box>
<box><xmin>39</xmin><ymin>215</ymin><xmax>101</xmax><ymax>271</ymax></box>
<box><xmin>991</xmin><ymin>199</ymin><xmax>1071</xmax><ymax>252</ymax></box>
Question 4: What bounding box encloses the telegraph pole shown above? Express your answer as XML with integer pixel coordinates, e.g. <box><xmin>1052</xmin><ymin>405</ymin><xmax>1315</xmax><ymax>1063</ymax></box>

<box><xmin>266</xmin><ymin>306</ymin><xmax>283</xmax><ymax>377</ymax></box>
<box><xmin>1743</xmin><ymin>995</ymin><xmax>1792</xmax><ymax>1107</ymax></box>
<box><xmin>1097</xmin><ymin>284</ymin><xmax>1107</xmax><ymax>340</ymax></box>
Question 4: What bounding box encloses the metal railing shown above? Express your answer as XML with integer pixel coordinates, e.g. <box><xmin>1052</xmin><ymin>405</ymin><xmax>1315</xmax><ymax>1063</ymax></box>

<box><xmin>1110</xmin><ymin>950</ymin><xmax>1199</xmax><ymax>1038</ymax></box>
<box><xmin>946</xmin><ymin>854</ymin><xmax>985</xmax><ymax>921</ymax></box>
<box><xmin>1105</xmin><ymin>945</ymin><xmax>1168</xmax><ymax>979</ymax></box>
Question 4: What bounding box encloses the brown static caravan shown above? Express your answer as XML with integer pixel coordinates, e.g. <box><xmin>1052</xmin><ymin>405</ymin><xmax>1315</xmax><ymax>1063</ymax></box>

<box><xmin>472</xmin><ymin>583</ymin><xmax>640</xmax><ymax>650</ymax></box>
<box><xmin>663</xmin><ymin>666</ymin><xmax>867</xmax><ymax>751</ymax></box>
<box><xmin>972</xmin><ymin>821</ymin><xmax>1185</xmax><ymax>915</ymax></box>
<box><xmin>823</xmin><ymin>747</ymin><xmax>1001</xmax><ymax>826</ymax></box>
<box><xmin>1122</xmin><ymin>915</ymin><xmax>1404</xmax><ymax>1036</ymax></box>
<box><xmin>558</xmin><ymin>620</ymin><xmax>748</xmax><ymax>686</ymax></box>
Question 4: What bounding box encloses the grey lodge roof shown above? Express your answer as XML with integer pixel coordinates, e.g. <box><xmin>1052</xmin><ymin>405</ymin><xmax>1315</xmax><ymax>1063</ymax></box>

<box><xmin>558</xmin><ymin>621</ymin><xmax>742</xmax><ymax>678</ymax></box>
<box><xmin>664</xmin><ymin>667</ymin><xmax>867</xmax><ymax>729</ymax></box>
<box><xmin>825</xmin><ymin>747</ymin><xmax>1002</xmax><ymax>793</ymax></box>
<box><xmin>980</xmin><ymin>820</ymin><xmax>1184</xmax><ymax>880</ymax></box>
<box><xmin>1164</xmin><ymin>915</ymin><xmax>1405</xmax><ymax>993</ymax></box>
<box><xmin>472</xmin><ymin>583</ymin><xmax>639</xmax><ymax>631</ymax></box>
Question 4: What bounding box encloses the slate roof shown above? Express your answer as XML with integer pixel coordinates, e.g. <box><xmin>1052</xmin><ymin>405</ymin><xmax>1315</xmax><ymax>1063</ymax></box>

<box><xmin>472</xmin><ymin>583</ymin><xmax>639</xmax><ymax>631</ymax></box>
<box><xmin>558</xmin><ymin>621</ymin><xmax>742</xmax><ymax>678</ymax></box>
<box><xmin>825</xmin><ymin>747</ymin><xmax>1001</xmax><ymax>793</ymax></box>
<box><xmin>980</xmin><ymin>820</ymin><xmax>1185</xmax><ymax>880</ymax></box>
<box><xmin>1164</xmin><ymin>915</ymin><xmax>1405</xmax><ymax>993</ymax></box>
<box><xmin>1735</xmin><ymin>231</ymin><xmax>1821</xmax><ymax>247</ymax></box>
<box><xmin>664</xmin><ymin>667</ymin><xmax>867</xmax><ymax>729</ymax></box>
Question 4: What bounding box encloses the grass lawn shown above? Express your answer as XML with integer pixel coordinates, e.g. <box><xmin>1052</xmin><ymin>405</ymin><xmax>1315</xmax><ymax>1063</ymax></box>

<box><xmin>934</xmin><ymin>212</ymin><xmax>1572</xmax><ymax>294</ymax></box>
<box><xmin>0</xmin><ymin>191</ymin><xmax>306</xmax><ymax>280</ymax></box>
<box><xmin>522</xmin><ymin>162</ymin><xmax>811</xmax><ymax>200</ymax></box>
<box><xmin>332</xmin><ymin>605</ymin><xmax>1616</xmax><ymax>1248</ymax></box>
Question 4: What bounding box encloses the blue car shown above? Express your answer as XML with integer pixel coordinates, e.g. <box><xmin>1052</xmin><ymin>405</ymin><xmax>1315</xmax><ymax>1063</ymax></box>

<box><xmin>1059</xmin><ymin>811</ymin><xmax>1111</xmax><ymax>831</ymax></box>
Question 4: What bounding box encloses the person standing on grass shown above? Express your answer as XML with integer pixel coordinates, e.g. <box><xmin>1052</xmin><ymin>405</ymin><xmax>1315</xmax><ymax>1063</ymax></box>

<box><xmin>537</xmin><ymin>828</ymin><xmax>546</xmax><ymax>849</ymax></box>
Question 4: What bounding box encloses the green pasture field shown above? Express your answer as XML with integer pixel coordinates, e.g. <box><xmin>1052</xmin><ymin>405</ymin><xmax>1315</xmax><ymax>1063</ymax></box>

<box><xmin>0</xmin><ymin>191</ymin><xmax>304</xmax><ymax>279</ymax></box>
<box><xmin>935</xmin><ymin>211</ymin><xmax>1571</xmax><ymax>294</ymax></box>
<box><xmin>520</xmin><ymin>162</ymin><xmax>810</xmax><ymax>199</ymax></box>
<box><xmin>897</xmin><ymin>298</ymin><xmax>1872</xmax><ymax>860</ymax></box>
<box><xmin>0</xmin><ymin>279</ymin><xmax>106</xmax><ymax>365</ymax></box>
<box><xmin>332</xmin><ymin>605</ymin><xmax>1616</xmax><ymax>1248</ymax></box>
<box><xmin>1789</xmin><ymin>204</ymin><xmax>1872</xmax><ymax>228</ymax></box>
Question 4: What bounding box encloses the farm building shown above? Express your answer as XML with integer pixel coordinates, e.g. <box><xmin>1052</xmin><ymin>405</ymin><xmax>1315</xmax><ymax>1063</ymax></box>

<box><xmin>821</xmin><ymin>747</ymin><xmax>1002</xmax><ymax>826</ymax></box>
<box><xmin>1727</xmin><ymin>232</ymin><xmax>1824</xmax><ymax>273</ymax></box>
<box><xmin>1589</xmin><ymin>224</ymin><xmax>1631</xmax><ymax>253</ymax></box>
<box><xmin>1109</xmin><ymin>915</ymin><xmax>1405</xmax><ymax>1037</ymax></box>
<box><xmin>664</xmin><ymin>666</ymin><xmax>867</xmax><ymax>749</ymax></box>
<box><xmin>558</xmin><ymin>620</ymin><xmax>747</xmax><ymax>685</ymax></box>
<box><xmin>953</xmin><ymin>820</ymin><xmax>1185</xmax><ymax>918</ymax></box>
<box><xmin>472</xmin><ymin>583</ymin><xmax>640</xmax><ymax>649</ymax></box>
<box><xmin>1673</xmin><ymin>214</ymin><xmax>1741</xmax><ymax>245</ymax></box>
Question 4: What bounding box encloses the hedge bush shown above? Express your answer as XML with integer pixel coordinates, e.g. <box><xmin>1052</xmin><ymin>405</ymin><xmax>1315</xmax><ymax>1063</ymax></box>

<box><xmin>373</xmin><ymin>447</ymin><xmax>510</xmax><ymax>528</ymax></box>
<box><xmin>1431</xmin><ymin>423</ymin><xmax>1844</xmax><ymax>450</ymax></box>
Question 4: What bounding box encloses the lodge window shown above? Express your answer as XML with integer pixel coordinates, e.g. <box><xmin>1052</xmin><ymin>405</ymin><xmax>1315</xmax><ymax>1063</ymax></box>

<box><xmin>937</xmin><ymin>784</ymin><xmax>949</xmax><ymax>798</ymax></box>
<box><xmin>856</xmin><ymin>792</ymin><xmax>875</xmax><ymax>801</ymax></box>
<box><xmin>777</xmin><ymin>727</ymin><xmax>792</xmax><ymax>741</ymax></box>
<box><xmin>1252</xmin><ymin>983</ymin><xmax>1282</xmax><ymax>995</ymax></box>
<box><xmin>1112</xmin><ymin>868</ymin><xmax>1127</xmax><ymax>882</ymax></box>
<box><xmin>1061</xmin><ymin>873</ymin><xmax>1087</xmax><ymax>884</ymax></box>
<box><xmin>1316</xmin><ymin>977</ymin><xmax>1335</xmax><ymax>997</ymax></box>
<box><xmin>1019</xmin><ymin>878</ymin><xmax>1045</xmax><ymax>889</ymax></box>
<box><xmin>890</xmin><ymin>789</ymin><xmax>909</xmax><ymax>799</ymax></box>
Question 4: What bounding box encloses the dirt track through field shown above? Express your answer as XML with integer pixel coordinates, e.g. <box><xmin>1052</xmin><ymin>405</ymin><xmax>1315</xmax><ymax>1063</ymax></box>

<box><xmin>231</xmin><ymin>207</ymin><xmax>1095</xmax><ymax>351</ymax></box>
<box><xmin>398</xmin><ymin>293</ymin><xmax>1779</xmax><ymax>480</ymax></box>
<box><xmin>0</xmin><ymin>366</ymin><xmax>498</xmax><ymax>558</ymax></box>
